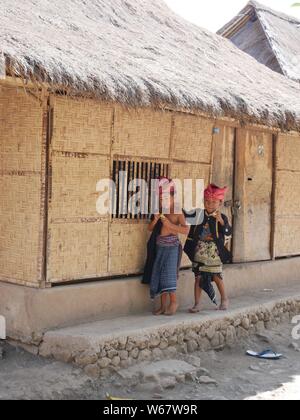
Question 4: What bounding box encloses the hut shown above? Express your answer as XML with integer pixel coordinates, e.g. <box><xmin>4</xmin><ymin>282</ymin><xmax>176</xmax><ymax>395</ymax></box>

<box><xmin>218</xmin><ymin>1</ymin><xmax>300</xmax><ymax>83</ymax></box>
<box><xmin>1</xmin><ymin>0</ymin><xmax>300</xmax><ymax>344</ymax></box>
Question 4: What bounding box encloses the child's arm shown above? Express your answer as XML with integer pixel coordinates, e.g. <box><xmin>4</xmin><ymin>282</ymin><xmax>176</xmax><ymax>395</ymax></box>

<box><xmin>220</xmin><ymin>214</ymin><xmax>232</xmax><ymax>237</ymax></box>
<box><xmin>213</xmin><ymin>211</ymin><xmax>232</xmax><ymax>236</ymax></box>
<box><xmin>148</xmin><ymin>214</ymin><xmax>160</xmax><ymax>232</ymax></box>
<box><xmin>162</xmin><ymin>214</ymin><xmax>190</xmax><ymax>236</ymax></box>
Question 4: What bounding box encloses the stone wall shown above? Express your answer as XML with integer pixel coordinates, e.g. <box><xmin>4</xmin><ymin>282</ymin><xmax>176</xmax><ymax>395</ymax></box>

<box><xmin>39</xmin><ymin>297</ymin><xmax>300</xmax><ymax>378</ymax></box>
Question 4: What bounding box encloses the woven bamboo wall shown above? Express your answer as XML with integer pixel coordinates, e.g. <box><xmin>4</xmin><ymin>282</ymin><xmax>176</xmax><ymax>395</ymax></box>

<box><xmin>113</xmin><ymin>105</ymin><xmax>172</xmax><ymax>158</ymax></box>
<box><xmin>47</xmin><ymin>97</ymin><xmax>111</xmax><ymax>283</ymax></box>
<box><xmin>47</xmin><ymin>97</ymin><xmax>216</xmax><ymax>283</ymax></box>
<box><xmin>171</xmin><ymin>114</ymin><xmax>213</xmax><ymax>163</ymax></box>
<box><xmin>109</xmin><ymin>221</ymin><xmax>149</xmax><ymax>275</ymax></box>
<box><xmin>274</xmin><ymin>133</ymin><xmax>300</xmax><ymax>257</ymax></box>
<box><xmin>0</xmin><ymin>86</ymin><xmax>45</xmax><ymax>287</ymax></box>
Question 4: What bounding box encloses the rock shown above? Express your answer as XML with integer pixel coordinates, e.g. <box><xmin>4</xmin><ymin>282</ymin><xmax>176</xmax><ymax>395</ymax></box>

<box><xmin>177</xmin><ymin>334</ymin><xmax>185</xmax><ymax>345</ymax></box>
<box><xmin>52</xmin><ymin>350</ymin><xmax>73</xmax><ymax>364</ymax></box>
<box><xmin>126</xmin><ymin>341</ymin><xmax>135</xmax><ymax>352</ymax></box>
<box><xmin>84</xmin><ymin>363</ymin><xmax>100</xmax><ymax>378</ymax></box>
<box><xmin>197</xmin><ymin>367</ymin><xmax>210</xmax><ymax>376</ymax></box>
<box><xmin>185</xmin><ymin>372</ymin><xmax>196</xmax><ymax>382</ymax></box>
<box><xmin>234</xmin><ymin>319</ymin><xmax>241</xmax><ymax>327</ymax></box>
<box><xmin>129</xmin><ymin>348</ymin><xmax>139</xmax><ymax>359</ymax></box>
<box><xmin>176</xmin><ymin>374</ymin><xmax>186</xmax><ymax>383</ymax></box>
<box><xmin>185</xmin><ymin>330</ymin><xmax>199</xmax><ymax>341</ymax></box>
<box><xmin>186</xmin><ymin>355</ymin><xmax>201</xmax><ymax>368</ymax></box>
<box><xmin>107</xmin><ymin>349</ymin><xmax>118</xmax><ymax>359</ymax></box>
<box><xmin>161</xmin><ymin>377</ymin><xmax>177</xmax><ymax>390</ymax></box>
<box><xmin>119</xmin><ymin>350</ymin><xmax>129</xmax><ymax>360</ymax></box>
<box><xmin>134</xmin><ymin>336</ymin><xmax>149</xmax><ymax>350</ymax></box>
<box><xmin>187</xmin><ymin>340</ymin><xmax>198</xmax><ymax>353</ymax></box>
<box><xmin>142</xmin><ymin>372</ymin><xmax>161</xmax><ymax>383</ymax></box>
<box><xmin>111</xmin><ymin>356</ymin><xmax>121</xmax><ymax>367</ymax></box>
<box><xmin>138</xmin><ymin>349</ymin><xmax>152</xmax><ymax>362</ymax></box>
<box><xmin>168</xmin><ymin>336</ymin><xmax>178</xmax><ymax>346</ymax></box>
<box><xmin>75</xmin><ymin>352</ymin><xmax>98</xmax><ymax>367</ymax></box>
<box><xmin>251</xmin><ymin>314</ymin><xmax>259</xmax><ymax>324</ymax></box>
<box><xmin>98</xmin><ymin>357</ymin><xmax>111</xmax><ymax>369</ymax></box>
<box><xmin>242</xmin><ymin>318</ymin><xmax>250</xmax><ymax>330</ymax></box>
<box><xmin>198</xmin><ymin>376</ymin><xmax>218</xmax><ymax>385</ymax></box>
<box><xmin>211</xmin><ymin>333</ymin><xmax>222</xmax><ymax>348</ymax></box>
<box><xmin>159</xmin><ymin>340</ymin><xmax>169</xmax><ymax>350</ymax></box>
<box><xmin>226</xmin><ymin>326</ymin><xmax>237</xmax><ymax>345</ymax></box>
<box><xmin>149</xmin><ymin>335</ymin><xmax>161</xmax><ymax>348</ymax></box>
<box><xmin>118</xmin><ymin>337</ymin><xmax>128</xmax><ymax>350</ymax></box>
<box><xmin>121</xmin><ymin>360</ymin><xmax>198</xmax><ymax>383</ymax></box>
<box><xmin>206</xmin><ymin>326</ymin><xmax>216</xmax><ymax>340</ymax></box>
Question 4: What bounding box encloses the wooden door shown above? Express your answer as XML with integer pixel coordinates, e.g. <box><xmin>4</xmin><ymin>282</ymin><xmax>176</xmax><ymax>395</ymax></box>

<box><xmin>232</xmin><ymin>129</ymin><xmax>273</xmax><ymax>262</ymax></box>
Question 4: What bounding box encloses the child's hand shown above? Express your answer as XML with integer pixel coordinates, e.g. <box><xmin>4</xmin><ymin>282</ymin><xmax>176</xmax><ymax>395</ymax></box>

<box><xmin>214</xmin><ymin>210</ymin><xmax>225</xmax><ymax>226</ymax></box>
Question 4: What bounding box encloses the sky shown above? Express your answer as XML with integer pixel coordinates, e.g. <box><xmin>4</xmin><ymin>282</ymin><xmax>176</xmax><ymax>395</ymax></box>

<box><xmin>164</xmin><ymin>0</ymin><xmax>300</xmax><ymax>32</ymax></box>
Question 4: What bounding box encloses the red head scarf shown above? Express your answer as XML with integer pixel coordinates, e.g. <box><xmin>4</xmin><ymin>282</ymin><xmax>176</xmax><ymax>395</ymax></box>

<box><xmin>204</xmin><ymin>184</ymin><xmax>228</xmax><ymax>201</ymax></box>
<box><xmin>158</xmin><ymin>177</ymin><xmax>176</xmax><ymax>197</ymax></box>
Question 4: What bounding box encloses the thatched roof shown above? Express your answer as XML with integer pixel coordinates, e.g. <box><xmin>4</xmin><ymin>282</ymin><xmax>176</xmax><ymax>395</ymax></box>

<box><xmin>218</xmin><ymin>1</ymin><xmax>300</xmax><ymax>83</ymax></box>
<box><xmin>1</xmin><ymin>0</ymin><xmax>300</xmax><ymax>130</ymax></box>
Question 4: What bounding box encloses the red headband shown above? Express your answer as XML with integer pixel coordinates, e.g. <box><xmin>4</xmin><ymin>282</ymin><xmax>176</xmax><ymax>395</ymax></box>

<box><xmin>158</xmin><ymin>177</ymin><xmax>175</xmax><ymax>196</ymax></box>
<box><xmin>204</xmin><ymin>184</ymin><xmax>228</xmax><ymax>201</ymax></box>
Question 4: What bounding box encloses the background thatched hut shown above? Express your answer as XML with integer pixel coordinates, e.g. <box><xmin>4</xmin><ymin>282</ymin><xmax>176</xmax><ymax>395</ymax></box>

<box><xmin>218</xmin><ymin>1</ymin><xmax>300</xmax><ymax>83</ymax></box>
<box><xmin>1</xmin><ymin>0</ymin><xmax>300</xmax><ymax>342</ymax></box>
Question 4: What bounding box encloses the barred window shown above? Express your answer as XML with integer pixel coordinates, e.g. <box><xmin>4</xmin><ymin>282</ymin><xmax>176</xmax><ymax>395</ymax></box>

<box><xmin>112</xmin><ymin>159</ymin><xmax>169</xmax><ymax>220</ymax></box>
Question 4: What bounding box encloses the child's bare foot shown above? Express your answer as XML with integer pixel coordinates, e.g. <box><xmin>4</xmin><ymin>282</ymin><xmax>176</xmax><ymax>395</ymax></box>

<box><xmin>165</xmin><ymin>303</ymin><xmax>179</xmax><ymax>316</ymax></box>
<box><xmin>189</xmin><ymin>304</ymin><xmax>201</xmax><ymax>314</ymax></box>
<box><xmin>153</xmin><ymin>307</ymin><xmax>166</xmax><ymax>316</ymax></box>
<box><xmin>218</xmin><ymin>299</ymin><xmax>229</xmax><ymax>311</ymax></box>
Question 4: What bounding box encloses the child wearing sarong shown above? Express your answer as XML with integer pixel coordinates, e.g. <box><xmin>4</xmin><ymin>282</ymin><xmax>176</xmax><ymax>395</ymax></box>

<box><xmin>147</xmin><ymin>178</ymin><xmax>189</xmax><ymax>316</ymax></box>
<box><xmin>185</xmin><ymin>184</ymin><xmax>232</xmax><ymax>312</ymax></box>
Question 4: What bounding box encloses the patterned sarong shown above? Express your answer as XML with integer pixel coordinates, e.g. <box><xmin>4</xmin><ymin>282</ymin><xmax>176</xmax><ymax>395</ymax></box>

<box><xmin>150</xmin><ymin>235</ymin><xmax>180</xmax><ymax>299</ymax></box>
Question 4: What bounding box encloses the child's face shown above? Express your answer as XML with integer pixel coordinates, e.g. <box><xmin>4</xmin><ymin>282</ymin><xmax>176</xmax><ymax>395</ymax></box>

<box><xmin>159</xmin><ymin>193</ymin><xmax>175</xmax><ymax>213</ymax></box>
<box><xmin>205</xmin><ymin>198</ymin><xmax>221</xmax><ymax>214</ymax></box>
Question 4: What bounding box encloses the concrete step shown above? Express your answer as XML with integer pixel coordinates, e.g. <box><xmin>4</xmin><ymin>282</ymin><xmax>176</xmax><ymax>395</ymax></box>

<box><xmin>39</xmin><ymin>284</ymin><xmax>300</xmax><ymax>377</ymax></box>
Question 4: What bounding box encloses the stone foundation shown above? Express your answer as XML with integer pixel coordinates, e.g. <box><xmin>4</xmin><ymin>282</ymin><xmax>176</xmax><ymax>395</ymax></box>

<box><xmin>39</xmin><ymin>296</ymin><xmax>300</xmax><ymax>378</ymax></box>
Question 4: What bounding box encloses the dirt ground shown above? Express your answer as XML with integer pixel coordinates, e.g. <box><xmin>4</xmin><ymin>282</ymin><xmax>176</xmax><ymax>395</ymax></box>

<box><xmin>0</xmin><ymin>321</ymin><xmax>299</xmax><ymax>400</ymax></box>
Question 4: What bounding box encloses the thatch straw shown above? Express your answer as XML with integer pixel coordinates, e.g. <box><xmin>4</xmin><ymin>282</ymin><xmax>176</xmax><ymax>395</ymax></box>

<box><xmin>1</xmin><ymin>0</ymin><xmax>300</xmax><ymax>130</ymax></box>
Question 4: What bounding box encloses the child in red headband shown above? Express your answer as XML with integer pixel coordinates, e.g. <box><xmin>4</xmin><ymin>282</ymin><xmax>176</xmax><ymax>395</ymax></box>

<box><xmin>184</xmin><ymin>184</ymin><xmax>232</xmax><ymax>312</ymax></box>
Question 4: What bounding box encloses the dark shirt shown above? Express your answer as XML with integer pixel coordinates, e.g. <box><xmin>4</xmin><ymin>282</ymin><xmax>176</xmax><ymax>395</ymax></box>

<box><xmin>184</xmin><ymin>211</ymin><xmax>232</xmax><ymax>264</ymax></box>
